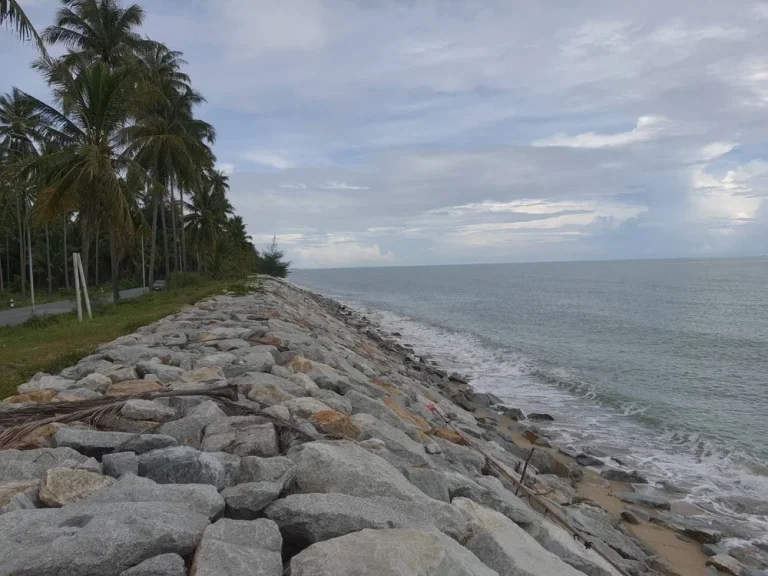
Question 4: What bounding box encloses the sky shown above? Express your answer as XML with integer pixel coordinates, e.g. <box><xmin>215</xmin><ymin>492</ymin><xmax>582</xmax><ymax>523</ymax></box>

<box><xmin>3</xmin><ymin>0</ymin><xmax>768</xmax><ymax>268</ymax></box>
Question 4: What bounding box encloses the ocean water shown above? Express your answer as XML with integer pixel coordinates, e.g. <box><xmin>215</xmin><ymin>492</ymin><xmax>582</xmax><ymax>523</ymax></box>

<box><xmin>292</xmin><ymin>259</ymin><xmax>768</xmax><ymax>541</ymax></box>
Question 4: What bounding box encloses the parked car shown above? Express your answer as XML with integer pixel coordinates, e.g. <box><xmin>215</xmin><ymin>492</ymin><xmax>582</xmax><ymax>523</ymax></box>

<box><xmin>152</xmin><ymin>279</ymin><xmax>167</xmax><ymax>291</ymax></box>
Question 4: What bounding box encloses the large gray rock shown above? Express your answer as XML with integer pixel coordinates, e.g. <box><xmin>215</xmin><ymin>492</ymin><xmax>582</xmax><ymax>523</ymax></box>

<box><xmin>434</xmin><ymin>438</ymin><xmax>486</xmax><ymax>474</ymax></box>
<box><xmin>345</xmin><ymin>390</ymin><xmax>412</xmax><ymax>432</ymax></box>
<box><xmin>18</xmin><ymin>374</ymin><xmax>76</xmax><ymax>394</ymax></box>
<box><xmin>287</xmin><ymin>440</ymin><xmax>429</xmax><ymax>502</ymax></box>
<box><xmin>102</xmin><ymin>346</ymin><xmax>172</xmax><ymax>365</ymax></box>
<box><xmin>102</xmin><ymin>452</ymin><xmax>139</xmax><ymax>478</ymax></box>
<box><xmin>0</xmin><ymin>447</ymin><xmax>88</xmax><ymax>482</ymax></box>
<box><xmin>76</xmin><ymin>373</ymin><xmax>113</xmax><ymax>393</ymax></box>
<box><xmin>404</xmin><ymin>468</ymin><xmax>450</xmax><ymax>502</ymax></box>
<box><xmin>120</xmin><ymin>553</ymin><xmax>186</xmax><ymax>576</ymax></box>
<box><xmin>300</xmin><ymin>361</ymin><xmax>350</xmax><ymax>393</ymax></box>
<box><xmin>442</xmin><ymin>472</ymin><xmax>540</xmax><ymax>534</ymax></box>
<box><xmin>191</xmin><ymin>518</ymin><xmax>282</xmax><ymax>576</ymax></box>
<box><xmin>0</xmin><ymin>501</ymin><xmax>209</xmax><ymax>576</ymax></box>
<box><xmin>234</xmin><ymin>372</ymin><xmax>306</xmax><ymax>396</ymax></box>
<box><xmin>288</xmin><ymin>373</ymin><xmax>319</xmax><ymax>393</ymax></box>
<box><xmin>216</xmin><ymin>338</ymin><xmax>249</xmax><ymax>351</ymax></box>
<box><xmin>280</xmin><ymin>397</ymin><xmax>333</xmax><ymax>418</ymax></box>
<box><xmin>533</xmin><ymin>522</ymin><xmax>615</xmax><ymax>576</ymax></box>
<box><xmin>121</xmin><ymin>400</ymin><xmax>176</xmax><ymax>422</ymax></box>
<box><xmin>221</xmin><ymin>481</ymin><xmax>283</xmax><ymax>519</ymax></box>
<box><xmin>246</xmin><ymin>384</ymin><xmax>296</xmax><ymax>406</ymax></box>
<box><xmin>60</xmin><ymin>359</ymin><xmax>115</xmax><ymax>381</ymax></box>
<box><xmin>454</xmin><ymin>498</ymin><xmax>587</xmax><ymax>576</ymax></box>
<box><xmin>201</xmin><ymin>417</ymin><xmax>278</xmax><ymax>457</ymax></box>
<box><xmin>615</xmin><ymin>491</ymin><xmax>671</xmax><ymax>510</ymax></box>
<box><xmin>565</xmin><ymin>503</ymin><xmax>648</xmax><ymax>562</ymax></box>
<box><xmin>102</xmin><ymin>365</ymin><xmax>139</xmax><ymax>384</ymax></box>
<box><xmin>83</xmin><ymin>473</ymin><xmax>224</xmax><ymax>520</ymax></box>
<box><xmin>138</xmin><ymin>446</ymin><xmax>239</xmax><ymax>490</ymax></box>
<box><xmin>309</xmin><ymin>388</ymin><xmax>352</xmax><ymax>414</ymax></box>
<box><xmin>194</xmin><ymin>353</ymin><xmax>237</xmax><ymax>370</ymax></box>
<box><xmin>58</xmin><ymin>387</ymin><xmax>102</xmax><ymax>400</ymax></box>
<box><xmin>474</xmin><ymin>476</ymin><xmax>542</xmax><ymax>533</ymax></box>
<box><xmin>53</xmin><ymin>428</ymin><xmax>178</xmax><ymax>458</ymax></box>
<box><xmin>290</xmin><ymin>527</ymin><xmax>498</xmax><ymax>576</ymax></box>
<box><xmin>237</xmin><ymin>456</ymin><xmax>296</xmax><ymax>487</ymax></box>
<box><xmin>226</xmin><ymin>351</ymin><xmax>275</xmax><ymax>376</ymax></box>
<box><xmin>353</xmin><ymin>413</ymin><xmax>428</xmax><ymax>465</ymax></box>
<box><xmin>157</xmin><ymin>400</ymin><xmax>226</xmax><ymax>448</ymax></box>
<box><xmin>135</xmin><ymin>361</ymin><xmax>184</xmax><ymax>384</ymax></box>
<box><xmin>264</xmin><ymin>493</ymin><xmax>470</xmax><ymax>545</ymax></box>
<box><xmin>39</xmin><ymin>468</ymin><xmax>115</xmax><ymax>507</ymax></box>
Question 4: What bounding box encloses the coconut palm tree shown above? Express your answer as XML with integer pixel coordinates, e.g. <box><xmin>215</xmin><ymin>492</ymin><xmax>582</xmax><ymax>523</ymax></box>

<box><xmin>185</xmin><ymin>169</ymin><xmax>232</xmax><ymax>273</ymax></box>
<box><xmin>41</xmin><ymin>0</ymin><xmax>149</xmax><ymax>69</ymax></box>
<box><xmin>1</xmin><ymin>0</ymin><xmax>45</xmax><ymax>49</ymax></box>
<box><xmin>0</xmin><ymin>88</ymin><xmax>44</xmax><ymax>296</ymax></box>
<box><xmin>22</xmin><ymin>58</ymin><xmax>140</xmax><ymax>301</ymax></box>
<box><xmin>129</xmin><ymin>43</ymin><xmax>214</xmax><ymax>282</ymax></box>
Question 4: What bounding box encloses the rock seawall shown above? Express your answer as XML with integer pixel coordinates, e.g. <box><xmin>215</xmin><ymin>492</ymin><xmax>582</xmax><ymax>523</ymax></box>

<box><xmin>0</xmin><ymin>277</ymin><xmax>726</xmax><ymax>576</ymax></box>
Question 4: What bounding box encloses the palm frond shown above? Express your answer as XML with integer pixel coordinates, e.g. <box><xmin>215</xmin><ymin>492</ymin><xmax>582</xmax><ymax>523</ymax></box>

<box><xmin>0</xmin><ymin>0</ymin><xmax>46</xmax><ymax>51</ymax></box>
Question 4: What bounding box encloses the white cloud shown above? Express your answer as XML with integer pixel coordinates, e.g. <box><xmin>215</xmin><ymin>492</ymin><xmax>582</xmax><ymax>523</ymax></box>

<box><xmin>699</xmin><ymin>142</ymin><xmax>737</xmax><ymax>161</ymax></box>
<box><xmin>690</xmin><ymin>161</ymin><xmax>768</xmax><ymax>225</ymax></box>
<box><xmin>532</xmin><ymin>116</ymin><xmax>666</xmax><ymax>148</ymax></box>
<box><xmin>241</xmin><ymin>150</ymin><xmax>296</xmax><ymax>170</ymax></box>
<box><xmin>292</xmin><ymin>236</ymin><xmax>395</xmax><ymax>268</ymax></box>
<box><xmin>320</xmin><ymin>181</ymin><xmax>370</xmax><ymax>190</ymax></box>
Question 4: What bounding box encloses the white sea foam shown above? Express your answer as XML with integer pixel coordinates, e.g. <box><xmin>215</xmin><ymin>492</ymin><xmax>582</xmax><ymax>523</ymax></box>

<box><xmin>355</xmin><ymin>302</ymin><xmax>768</xmax><ymax>544</ymax></box>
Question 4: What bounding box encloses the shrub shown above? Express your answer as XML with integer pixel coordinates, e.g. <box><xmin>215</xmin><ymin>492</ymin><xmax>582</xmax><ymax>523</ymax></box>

<box><xmin>168</xmin><ymin>272</ymin><xmax>204</xmax><ymax>289</ymax></box>
<box><xmin>258</xmin><ymin>237</ymin><xmax>290</xmax><ymax>278</ymax></box>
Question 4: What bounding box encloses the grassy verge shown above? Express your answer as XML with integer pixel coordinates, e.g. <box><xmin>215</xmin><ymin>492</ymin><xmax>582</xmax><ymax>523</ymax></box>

<box><xmin>0</xmin><ymin>280</ymin><xmax>230</xmax><ymax>399</ymax></box>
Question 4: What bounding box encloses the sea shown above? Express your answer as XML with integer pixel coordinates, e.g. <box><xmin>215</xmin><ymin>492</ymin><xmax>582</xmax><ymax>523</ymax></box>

<box><xmin>291</xmin><ymin>258</ymin><xmax>768</xmax><ymax>544</ymax></box>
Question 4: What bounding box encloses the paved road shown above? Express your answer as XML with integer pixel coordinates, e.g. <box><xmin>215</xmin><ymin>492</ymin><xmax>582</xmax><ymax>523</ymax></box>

<box><xmin>0</xmin><ymin>287</ymin><xmax>150</xmax><ymax>327</ymax></box>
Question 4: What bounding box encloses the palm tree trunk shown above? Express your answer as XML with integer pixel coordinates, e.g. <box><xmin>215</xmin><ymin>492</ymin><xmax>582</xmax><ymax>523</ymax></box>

<box><xmin>94</xmin><ymin>222</ymin><xmax>99</xmax><ymax>287</ymax></box>
<box><xmin>149</xmin><ymin>195</ymin><xmax>158</xmax><ymax>286</ymax></box>
<box><xmin>5</xmin><ymin>231</ymin><xmax>10</xmax><ymax>289</ymax></box>
<box><xmin>160</xmin><ymin>198</ymin><xmax>170</xmax><ymax>279</ymax></box>
<box><xmin>179</xmin><ymin>187</ymin><xmax>187</xmax><ymax>272</ymax></box>
<box><xmin>15</xmin><ymin>194</ymin><xmax>25</xmax><ymax>296</ymax></box>
<box><xmin>108</xmin><ymin>226</ymin><xmax>120</xmax><ymax>302</ymax></box>
<box><xmin>63</xmin><ymin>214</ymin><xmax>69</xmax><ymax>290</ymax></box>
<box><xmin>45</xmin><ymin>223</ymin><xmax>52</xmax><ymax>293</ymax></box>
<box><xmin>169</xmin><ymin>184</ymin><xmax>180</xmax><ymax>274</ymax></box>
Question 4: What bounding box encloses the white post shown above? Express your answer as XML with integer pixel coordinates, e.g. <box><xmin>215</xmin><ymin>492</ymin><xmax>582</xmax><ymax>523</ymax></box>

<box><xmin>73</xmin><ymin>252</ymin><xmax>83</xmax><ymax>322</ymax></box>
<box><xmin>26</xmin><ymin>219</ymin><xmax>35</xmax><ymax>315</ymax></box>
<box><xmin>141</xmin><ymin>235</ymin><xmax>146</xmax><ymax>289</ymax></box>
<box><xmin>76</xmin><ymin>252</ymin><xmax>92</xmax><ymax>319</ymax></box>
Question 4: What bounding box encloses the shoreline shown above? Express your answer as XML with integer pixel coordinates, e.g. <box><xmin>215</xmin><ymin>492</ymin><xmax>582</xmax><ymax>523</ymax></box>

<box><xmin>0</xmin><ymin>276</ymin><xmax>763</xmax><ymax>575</ymax></box>
<box><xmin>304</xmin><ymin>285</ymin><xmax>765</xmax><ymax>576</ymax></box>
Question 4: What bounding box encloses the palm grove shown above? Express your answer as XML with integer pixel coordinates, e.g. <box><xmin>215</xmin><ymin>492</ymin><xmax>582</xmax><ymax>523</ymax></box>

<box><xmin>0</xmin><ymin>0</ymin><xmax>289</xmax><ymax>304</ymax></box>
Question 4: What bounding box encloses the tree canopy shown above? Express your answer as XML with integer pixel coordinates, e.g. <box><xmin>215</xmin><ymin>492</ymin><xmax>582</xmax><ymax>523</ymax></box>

<box><xmin>0</xmin><ymin>0</ymin><xmax>285</xmax><ymax>300</ymax></box>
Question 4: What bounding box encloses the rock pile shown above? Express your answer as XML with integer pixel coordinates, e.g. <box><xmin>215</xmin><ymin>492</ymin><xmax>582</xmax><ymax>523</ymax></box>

<box><xmin>0</xmin><ymin>277</ymin><xmax>712</xmax><ymax>575</ymax></box>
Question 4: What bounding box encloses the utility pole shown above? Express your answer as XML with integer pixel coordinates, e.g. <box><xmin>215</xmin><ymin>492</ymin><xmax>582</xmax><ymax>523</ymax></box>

<box><xmin>26</xmin><ymin>215</ymin><xmax>35</xmax><ymax>315</ymax></box>
<box><xmin>73</xmin><ymin>252</ymin><xmax>82</xmax><ymax>322</ymax></box>
<box><xmin>141</xmin><ymin>236</ymin><xmax>146</xmax><ymax>289</ymax></box>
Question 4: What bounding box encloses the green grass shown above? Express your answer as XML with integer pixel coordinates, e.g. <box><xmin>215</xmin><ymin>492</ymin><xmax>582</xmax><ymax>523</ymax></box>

<box><xmin>0</xmin><ymin>280</ymin><xmax>230</xmax><ymax>399</ymax></box>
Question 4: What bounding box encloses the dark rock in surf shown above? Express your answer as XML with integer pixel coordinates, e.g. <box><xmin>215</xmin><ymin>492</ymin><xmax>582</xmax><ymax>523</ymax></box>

<box><xmin>600</xmin><ymin>469</ymin><xmax>648</xmax><ymax>484</ymax></box>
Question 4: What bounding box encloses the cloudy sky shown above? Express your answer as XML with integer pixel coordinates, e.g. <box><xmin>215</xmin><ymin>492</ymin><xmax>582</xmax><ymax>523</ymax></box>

<box><xmin>4</xmin><ymin>0</ymin><xmax>768</xmax><ymax>268</ymax></box>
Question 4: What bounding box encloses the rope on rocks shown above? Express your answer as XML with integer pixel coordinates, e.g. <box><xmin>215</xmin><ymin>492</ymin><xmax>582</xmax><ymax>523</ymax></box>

<box><xmin>426</xmin><ymin>403</ymin><xmax>632</xmax><ymax>576</ymax></box>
